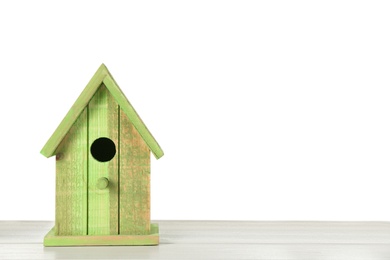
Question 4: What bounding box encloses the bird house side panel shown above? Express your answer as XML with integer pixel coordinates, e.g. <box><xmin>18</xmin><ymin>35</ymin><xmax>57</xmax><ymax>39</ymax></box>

<box><xmin>55</xmin><ymin>108</ymin><xmax>88</xmax><ymax>236</ymax></box>
<box><xmin>119</xmin><ymin>108</ymin><xmax>151</xmax><ymax>235</ymax></box>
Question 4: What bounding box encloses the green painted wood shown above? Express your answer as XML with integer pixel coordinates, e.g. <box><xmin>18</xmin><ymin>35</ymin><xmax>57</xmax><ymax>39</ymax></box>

<box><xmin>41</xmin><ymin>64</ymin><xmax>164</xmax><ymax>160</ymax></box>
<box><xmin>42</xmin><ymin>64</ymin><xmax>163</xmax><ymax>245</ymax></box>
<box><xmin>41</xmin><ymin>64</ymin><xmax>108</xmax><ymax>157</ymax></box>
<box><xmin>88</xmin><ymin>85</ymin><xmax>119</xmax><ymax>235</ymax></box>
<box><xmin>44</xmin><ymin>224</ymin><xmax>159</xmax><ymax>246</ymax></box>
<box><xmin>54</xmin><ymin>108</ymin><xmax>88</xmax><ymax>236</ymax></box>
<box><xmin>103</xmin><ymin>75</ymin><xmax>164</xmax><ymax>159</ymax></box>
<box><xmin>97</xmin><ymin>177</ymin><xmax>109</xmax><ymax>190</ymax></box>
<box><xmin>119</xmin><ymin>108</ymin><xmax>151</xmax><ymax>235</ymax></box>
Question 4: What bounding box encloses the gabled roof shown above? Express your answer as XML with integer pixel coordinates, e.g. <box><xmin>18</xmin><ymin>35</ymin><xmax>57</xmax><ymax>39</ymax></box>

<box><xmin>41</xmin><ymin>64</ymin><xmax>164</xmax><ymax>159</ymax></box>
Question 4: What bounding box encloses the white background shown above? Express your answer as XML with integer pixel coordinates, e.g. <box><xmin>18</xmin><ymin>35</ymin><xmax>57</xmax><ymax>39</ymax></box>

<box><xmin>1</xmin><ymin>1</ymin><xmax>390</xmax><ymax>221</ymax></box>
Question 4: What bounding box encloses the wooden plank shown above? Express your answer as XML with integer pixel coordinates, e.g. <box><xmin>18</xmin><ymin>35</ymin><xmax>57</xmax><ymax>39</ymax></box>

<box><xmin>5</xmin><ymin>221</ymin><xmax>390</xmax><ymax>245</ymax></box>
<box><xmin>4</xmin><ymin>221</ymin><xmax>390</xmax><ymax>258</ymax></box>
<box><xmin>7</xmin><ymin>242</ymin><xmax>390</xmax><ymax>259</ymax></box>
<box><xmin>119</xmin><ymin>108</ymin><xmax>151</xmax><ymax>235</ymax></box>
<box><xmin>44</xmin><ymin>224</ymin><xmax>159</xmax><ymax>246</ymax></box>
<box><xmin>103</xmin><ymin>75</ymin><xmax>164</xmax><ymax>159</ymax></box>
<box><xmin>88</xmin><ymin>84</ymin><xmax>119</xmax><ymax>235</ymax></box>
<box><xmin>54</xmin><ymin>109</ymin><xmax>88</xmax><ymax>236</ymax></box>
<box><xmin>3</xmin><ymin>221</ymin><xmax>390</xmax><ymax>258</ymax></box>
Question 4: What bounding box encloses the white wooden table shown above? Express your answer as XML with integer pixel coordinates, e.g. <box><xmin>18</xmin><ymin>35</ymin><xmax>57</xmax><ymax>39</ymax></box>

<box><xmin>1</xmin><ymin>221</ymin><xmax>390</xmax><ymax>259</ymax></box>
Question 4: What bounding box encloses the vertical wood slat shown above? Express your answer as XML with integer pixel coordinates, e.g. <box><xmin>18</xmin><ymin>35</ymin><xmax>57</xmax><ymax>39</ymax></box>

<box><xmin>119</xmin><ymin>107</ymin><xmax>151</xmax><ymax>235</ymax></box>
<box><xmin>55</xmin><ymin>108</ymin><xmax>88</xmax><ymax>236</ymax></box>
<box><xmin>88</xmin><ymin>84</ymin><xmax>119</xmax><ymax>235</ymax></box>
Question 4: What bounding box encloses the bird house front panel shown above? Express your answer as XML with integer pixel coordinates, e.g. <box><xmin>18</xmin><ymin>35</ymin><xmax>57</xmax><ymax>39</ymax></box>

<box><xmin>54</xmin><ymin>83</ymin><xmax>151</xmax><ymax>237</ymax></box>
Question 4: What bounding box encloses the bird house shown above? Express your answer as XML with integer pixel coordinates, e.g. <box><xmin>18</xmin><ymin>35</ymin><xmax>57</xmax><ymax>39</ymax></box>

<box><xmin>41</xmin><ymin>64</ymin><xmax>164</xmax><ymax>246</ymax></box>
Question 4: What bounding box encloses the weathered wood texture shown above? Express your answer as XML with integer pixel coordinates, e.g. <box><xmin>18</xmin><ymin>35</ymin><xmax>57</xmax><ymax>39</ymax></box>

<box><xmin>41</xmin><ymin>64</ymin><xmax>164</xmax><ymax>245</ymax></box>
<box><xmin>103</xmin><ymin>75</ymin><xmax>163</xmax><ymax>159</ymax></box>
<box><xmin>54</xmin><ymin>109</ymin><xmax>88</xmax><ymax>236</ymax></box>
<box><xmin>52</xmin><ymin>85</ymin><xmax>153</xmax><ymax>237</ymax></box>
<box><xmin>120</xmin><ymin>108</ymin><xmax>151</xmax><ymax>235</ymax></box>
<box><xmin>88</xmin><ymin>84</ymin><xmax>119</xmax><ymax>235</ymax></box>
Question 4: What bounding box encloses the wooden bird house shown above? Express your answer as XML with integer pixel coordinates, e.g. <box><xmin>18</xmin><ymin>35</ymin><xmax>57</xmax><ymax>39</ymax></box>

<box><xmin>41</xmin><ymin>64</ymin><xmax>164</xmax><ymax>246</ymax></box>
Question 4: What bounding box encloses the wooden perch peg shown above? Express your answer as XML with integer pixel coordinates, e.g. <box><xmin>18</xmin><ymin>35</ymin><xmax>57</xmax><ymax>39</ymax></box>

<box><xmin>97</xmin><ymin>177</ymin><xmax>109</xmax><ymax>190</ymax></box>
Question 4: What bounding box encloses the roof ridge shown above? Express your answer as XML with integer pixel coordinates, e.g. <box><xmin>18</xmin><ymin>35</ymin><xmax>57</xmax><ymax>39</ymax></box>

<box><xmin>40</xmin><ymin>64</ymin><xmax>164</xmax><ymax>159</ymax></box>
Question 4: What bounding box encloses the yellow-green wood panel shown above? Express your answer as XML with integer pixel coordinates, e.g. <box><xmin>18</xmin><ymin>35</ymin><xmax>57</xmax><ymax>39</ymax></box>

<box><xmin>55</xmin><ymin>108</ymin><xmax>88</xmax><ymax>236</ymax></box>
<box><xmin>119</xmin><ymin>108</ymin><xmax>151</xmax><ymax>235</ymax></box>
<box><xmin>88</xmin><ymin>85</ymin><xmax>119</xmax><ymax>235</ymax></box>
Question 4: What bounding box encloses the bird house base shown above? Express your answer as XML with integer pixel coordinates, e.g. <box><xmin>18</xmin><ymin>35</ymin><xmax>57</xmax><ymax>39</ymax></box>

<box><xmin>43</xmin><ymin>223</ymin><xmax>159</xmax><ymax>246</ymax></box>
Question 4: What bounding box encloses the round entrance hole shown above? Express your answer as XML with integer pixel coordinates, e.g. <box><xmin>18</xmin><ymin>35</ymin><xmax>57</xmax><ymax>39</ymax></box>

<box><xmin>90</xmin><ymin>137</ymin><xmax>116</xmax><ymax>162</ymax></box>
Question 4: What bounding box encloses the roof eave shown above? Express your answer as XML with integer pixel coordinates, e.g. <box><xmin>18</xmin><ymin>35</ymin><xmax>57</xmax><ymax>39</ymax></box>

<box><xmin>41</xmin><ymin>64</ymin><xmax>109</xmax><ymax>157</ymax></box>
<box><xmin>102</xmin><ymin>75</ymin><xmax>164</xmax><ymax>159</ymax></box>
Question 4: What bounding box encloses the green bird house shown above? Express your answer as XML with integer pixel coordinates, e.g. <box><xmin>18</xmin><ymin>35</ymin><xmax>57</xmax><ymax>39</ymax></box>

<box><xmin>41</xmin><ymin>64</ymin><xmax>164</xmax><ymax>246</ymax></box>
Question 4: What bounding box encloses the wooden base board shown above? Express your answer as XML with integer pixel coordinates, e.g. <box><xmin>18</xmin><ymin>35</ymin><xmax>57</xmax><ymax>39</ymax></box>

<box><xmin>44</xmin><ymin>223</ymin><xmax>159</xmax><ymax>246</ymax></box>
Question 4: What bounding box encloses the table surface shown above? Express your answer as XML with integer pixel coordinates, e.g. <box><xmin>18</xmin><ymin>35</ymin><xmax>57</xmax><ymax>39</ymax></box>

<box><xmin>1</xmin><ymin>221</ymin><xmax>390</xmax><ymax>259</ymax></box>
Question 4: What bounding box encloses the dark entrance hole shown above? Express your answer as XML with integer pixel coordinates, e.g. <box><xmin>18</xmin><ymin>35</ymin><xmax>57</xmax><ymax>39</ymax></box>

<box><xmin>90</xmin><ymin>137</ymin><xmax>116</xmax><ymax>162</ymax></box>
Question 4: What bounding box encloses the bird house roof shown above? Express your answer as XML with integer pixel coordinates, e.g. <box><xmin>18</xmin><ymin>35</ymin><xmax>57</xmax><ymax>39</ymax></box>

<box><xmin>41</xmin><ymin>64</ymin><xmax>164</xmax><ymax>159</ymax></box>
